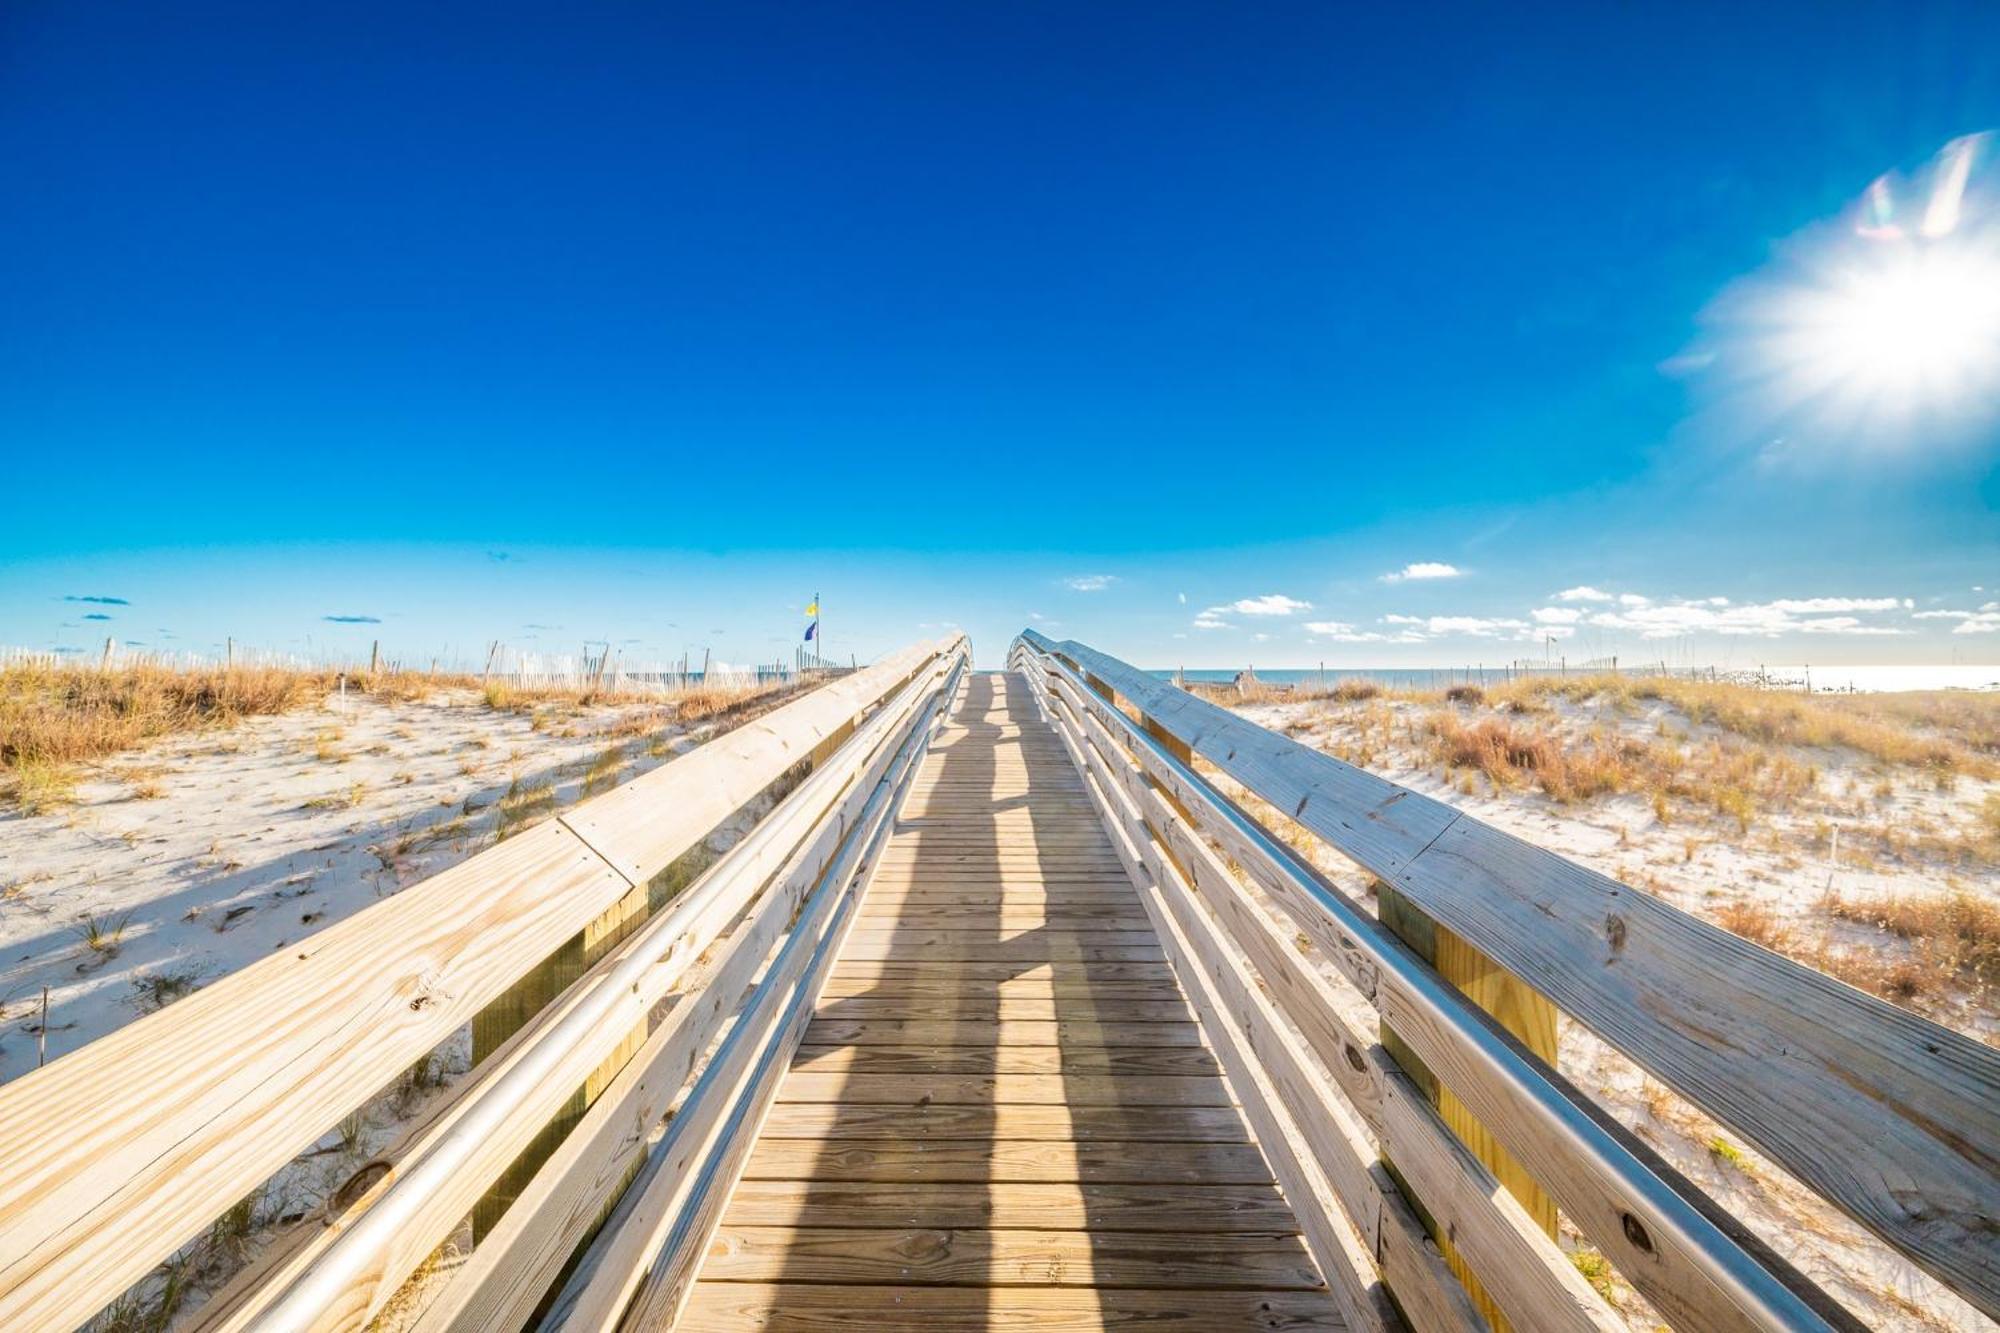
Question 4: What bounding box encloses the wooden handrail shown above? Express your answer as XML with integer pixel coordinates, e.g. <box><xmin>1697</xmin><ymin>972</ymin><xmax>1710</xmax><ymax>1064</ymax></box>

<box><xmin>0</xmin><ymin>636</ymin><xmax>964</xmax><ymax>1333</ymax></box>
<box><xmin>1014</xmin><ymin>630</ymin><xmax>2000</xmax><ymax>1329</ymax></box>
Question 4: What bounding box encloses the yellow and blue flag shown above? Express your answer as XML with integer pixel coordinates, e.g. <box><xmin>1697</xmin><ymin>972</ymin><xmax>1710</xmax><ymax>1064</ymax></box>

<box><xmin>804</xmin><ymin>593</ymin><xmax>820</xmax><ymax>643</ymax></box>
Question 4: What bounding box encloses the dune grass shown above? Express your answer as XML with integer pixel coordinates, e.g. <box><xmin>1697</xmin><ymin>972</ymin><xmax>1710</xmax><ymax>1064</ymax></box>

<box><xmin>1</xmin><ymin>661</ymin><xmax>326</xmax><ymax>809</ymax></box>
<box><xmin>1</xmin><ymin>657</ymin><xmax>800</xmax><ymax>813</ymax></box>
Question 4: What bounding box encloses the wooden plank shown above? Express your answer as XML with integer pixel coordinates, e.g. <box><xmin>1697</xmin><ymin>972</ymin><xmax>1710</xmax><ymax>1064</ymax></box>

<box><xmin>743</xmin><ymin>1139</ymin><xmax>1276</xmax><ymax>1184</ymax></box>
<box><xmin>678</xmin><ymin>1283</ymin><xmax>1345</xmax><ymax>1330</ymax></box>
<box><xmin>828</xmin><ymin>960</ymin><xmax>1180</xmax><ymax>985</ymax></box>
<box><xmin>802</xmin><ymin>1018</ymin><xmax>1207</xmax><ymax>1047</ymax></box>
<box><xmin>717</xmin><ymin>1180</ymin><xmax>1300</xmax><ymax>1232</ymax></box>
<box><xmin>1029</xmin><ymin>630</ymin><xmax>2000</xmax><ymax>1320</ymax></box>
<box><xmin>756</xmin><ymin>1102</ymin><xmax>1250</xmax><ymax>1142</ymax></box>
<box><xmin>813</xmin><ymin>997</ymin><xmax>1194</xmax><ymax>1021</ymax></box>
<box><xmin>788</xmin><ymin>1045</ymin><xmax>1221</xmax><ymax>1077</ymax></box>
<box><xmin>817</xmin><ymin>976</ymin><xmax>1184</xmax><ymax>1002</ymax></box>
<box><xmin>777</xmin><ymin>1072</ymin><xmax>1237</xmax><ymax>1107</ymax></box>
<box><xmin>837</xmin><ymin>938</ymin><xmax>1167</xmax><ymax>963</ymax></box>
<box><xmin>700</xmin><ymin>1226</ymin><xmax>1326</xmax><ymax>1289</ymax></box>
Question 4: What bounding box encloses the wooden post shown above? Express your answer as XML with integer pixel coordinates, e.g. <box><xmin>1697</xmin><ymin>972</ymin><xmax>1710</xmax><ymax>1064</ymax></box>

<box><xmin>368</xmin><ymin>640</ymin><xmax>380</xmax><ymax>675</ymax></box>
<box><xmin>226</xmin><ymin>637</ymin><xmax>234</xmax><ymax>668</ymax></box>
<box><xmin>1378</xmin><ymin>884</ymin><xmax>1558</xmax><ymax>1329</ymax></box>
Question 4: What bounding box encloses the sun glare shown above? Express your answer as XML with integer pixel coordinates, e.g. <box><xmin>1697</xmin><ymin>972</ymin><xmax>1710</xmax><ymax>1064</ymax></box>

<box><xmin>1783</xmin><ymin>244</ymin><xmax>2000</xmax><ymax>408</ymax></box>
<box><xmin>1696</xmin><ymin>132</ymin><xmax>2000</xmax><ymax>451</ymax></box>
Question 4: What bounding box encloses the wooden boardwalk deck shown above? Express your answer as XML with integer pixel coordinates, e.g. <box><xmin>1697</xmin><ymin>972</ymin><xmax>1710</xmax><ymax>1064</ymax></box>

<box><xmin>680</xmin><ymin>672</ymin><xmax>1345</xmax><ymax>1330</ymax></box>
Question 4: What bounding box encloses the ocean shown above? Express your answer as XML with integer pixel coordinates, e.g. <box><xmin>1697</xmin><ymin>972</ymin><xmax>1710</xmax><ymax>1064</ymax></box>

<box><xmin>1148</xmin><ymin>664</ymin><xmax>2000</xmax><ymax>693</ymax></box>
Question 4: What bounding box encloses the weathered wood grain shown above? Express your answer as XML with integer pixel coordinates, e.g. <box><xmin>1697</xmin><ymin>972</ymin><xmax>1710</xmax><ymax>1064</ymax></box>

<box><xmin>1025</xmin><ymin>629</ymin><xmax>2000</xmax><ymax>1319</ymax></box>
<box><xmin>700</xmin><ymin>1226</ymin><xmax>1326</xmax><ymax>1289</ymax></box>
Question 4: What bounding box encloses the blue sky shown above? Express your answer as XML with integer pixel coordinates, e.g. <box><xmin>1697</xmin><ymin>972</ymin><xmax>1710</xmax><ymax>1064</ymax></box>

<box><xmin>2</xmin><ymin>1</ymin><xmax>1997</xmax><ymax>668</ymax></box>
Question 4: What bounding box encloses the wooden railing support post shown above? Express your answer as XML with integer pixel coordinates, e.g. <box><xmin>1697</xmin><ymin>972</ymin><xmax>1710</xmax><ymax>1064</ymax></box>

<box><xmin>1378</xmin><ymin>882</ymin><xmax>1558</xmax><ymax>1329</ymax></box>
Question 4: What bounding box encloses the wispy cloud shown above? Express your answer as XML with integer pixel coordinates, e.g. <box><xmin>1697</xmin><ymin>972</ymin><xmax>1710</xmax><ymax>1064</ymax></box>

<box><xmin>1913</xmin><ymin>603</ymin><xmax>2000</xmax><ymax>634</ymax></box>
<box><xmin>1385</xmin><ymin>614</ymin><xmax>1531</xmax><ymax>638</ymax></box>
<box><xmin>1192</xmin><ymin>612</ymin><xmax>1233</xmax><ymax>631</ymax></box>
<box><xmin>65</xmin><ymin>594</ymin><xmax>130</xmax><ymax>605</ymax></box>
<box><xmin>1306</xmin><ymin>620</ymin><xmax>1424</xmax><ymax>644</ymax></box>
<box><xmin>323</xmin><ymin>614</ymin><xmax>382</xmax><ymax>624</ymax></box>
<box><xmin>1554</xmin><ymin>586</ymin><xmax>1612</xmax><ymax>603</ymax></box>
<box><xmin>1579</xmin><ymin>593</ymin><xmax>1911</xmax><ymax>639</ymax></box>
<box><xmin>1222</xmin><ymin>594</ymin><xmax>1312</xmax><ymax>616</ymax></box>
<box><xmin>1531</xmin><ymin>606</ymin><xmax>1584</xmax><ymax>625</ymax></box>
<box><xmin>1381</xmin><ymin>562</ymin><xmax>1461</xmax><ymax>583</ymax></box>
<box><xmin>82</xmin><ymin>613</ymin><xmax>112</xmax><ymax>621</ymax></box>
<box><xmin>1063</xmin><ymin>574</ymin><xmax>1117</xmax><ymax>592</ymax></box>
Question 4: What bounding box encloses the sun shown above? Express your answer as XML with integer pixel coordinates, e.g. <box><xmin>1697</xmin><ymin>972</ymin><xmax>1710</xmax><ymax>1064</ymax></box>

<box><xmin>1690</xmin><ymin>132</ymin><xmax>2000</xmax><ymax>452</ymax></box>
<box><xmin>1778</xmin><ymin>241</ymin><xmax>2000</xmax><ymax>411</ymax></box>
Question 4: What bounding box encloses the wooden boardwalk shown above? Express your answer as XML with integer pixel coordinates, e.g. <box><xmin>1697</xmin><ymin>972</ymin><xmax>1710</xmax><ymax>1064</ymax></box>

<box><xmin>681</xmin><ymin>672</ymin><xmax>1345</xmax><ymax>1330</ymax></box>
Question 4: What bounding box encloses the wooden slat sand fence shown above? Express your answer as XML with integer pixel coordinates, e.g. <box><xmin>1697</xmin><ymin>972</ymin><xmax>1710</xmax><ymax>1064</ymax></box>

<box><xmin>1010</xmin><ymin>629</ymin><xmax>2000</xmax><ymax>1333</ymax></box>
<box><xmin>0</xmin><ymin>635</ymin><xmax>968</xmax><ymax>1333</ymax></box>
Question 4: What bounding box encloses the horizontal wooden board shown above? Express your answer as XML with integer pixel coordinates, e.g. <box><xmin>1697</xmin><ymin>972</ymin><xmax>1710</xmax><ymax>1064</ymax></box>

<box><xmin>828</xmin><ymin>960</ymin><xmax>1181</xmax><ymax>985</ymax></box>
<box><xmin>813</xmin><ymin>997</ymin><xmax>1194</xmax><ymax>1022</ymax></box>
<box><xmin>803</xmin><ymin>1019</ymin><xmax>1204</xmax><ymax>1048</ymax></box>
<box><xmin>787</xmin><ymin>1045</ymin><xmax>1221</xmax><ymax>1078</ymax></box>
<box><xmin>743</xmin><ymin>1139</ymin><xmax>1274</xmax><ymax>1184</ymax></box>
<box><xmin>756</xmin><ymin>1102</ymin><xmax>1252</xmax><ymax>1143</ymax></box>
<box><xmin>816</xmin><ymin>977</ymin><xmax>1184</xmax><ymax>1003</ymax></box>
<box><xmin>716</xmin><ymin>1181</ymin><xmax>1302</xmax><ymax>1233</ymax></box>
<box><xmin>776</xmin><ymin>1072</ymin><xmax>1237</xmax><ymax>1108</ymax></box>
<box><xmin>700</xmin><ymin>1226</ymin><xmax>1325</xmax><ymax>1290</ymax></box>
<box><xmin>678</xmin><ymin>1283</ymin><xmax>1345</xmax><ymax>1330</ymax></box>
<box><xmin>837</xmin><ymin>939</ymin><xmax>1166</xmax><ymax>964</ymax></box>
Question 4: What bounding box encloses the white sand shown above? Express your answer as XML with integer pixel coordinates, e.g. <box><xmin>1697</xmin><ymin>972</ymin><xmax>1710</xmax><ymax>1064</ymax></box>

<box><xmin>0</xmin><ymin>687</ymin><xmax>745</xmax><ymax>1085</ymax></box>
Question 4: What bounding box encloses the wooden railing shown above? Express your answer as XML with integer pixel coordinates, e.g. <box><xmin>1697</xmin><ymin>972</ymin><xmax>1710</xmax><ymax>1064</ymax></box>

<box><xmin>1011</xmin><ymin>629</ymin><xmax>2000</xmax><ymax>1333</ymax></box>
<box><xmin>0</xmin><ymin>634</ymin><xmax>968</xmax><ymax>1333</ymax></box>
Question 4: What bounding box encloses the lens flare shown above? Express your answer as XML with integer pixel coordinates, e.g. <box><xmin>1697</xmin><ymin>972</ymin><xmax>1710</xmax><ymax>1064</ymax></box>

<box><xmin>1688</xmin><ymin>132</ymin><xmax>2000</xmax><ymax>457</ymax></box>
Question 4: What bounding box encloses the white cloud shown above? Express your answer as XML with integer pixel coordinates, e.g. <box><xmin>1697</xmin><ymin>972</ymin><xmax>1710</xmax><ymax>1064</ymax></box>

<box><xmin>1381</xmin><ymin>562</ymin><xmax>1462</xmax><ymax>583</ymax></box>
<box><xmin>1555</xmin><ymin>586</ymin><xmax>1614</xmax><ymax>602</ymax></box>
<box><xmin>1423</xmin><ymin>615</ymin><xmax>1531</xmax><ymax>638</ymax></box>
<box><xmin>1225</xmin><ymin>594</ymin><xmax>1312</xmax><ymax>616</ymax></box>
<box><xmin>1767</xmin><ymin>597</ymin><xmax>1903</xmax><ymax>613</ymax></box>
<box><xmin>1617</xmin><ymin>593</ymin><xmax>1652</xmax><ymax>607</ymax></box>
<box><xmin>1192</xmin><ymin>613</ymin><xmax>1233</xmax><ymax>631</ymax></box>
<box><xmin>1585</xmin><ymin>595</ymin><xmax>1911</xmax><ymax>639</ymax></box>
<box><xmin>1177</xmin><ymin>592</ymin><xmax>1187</xmax><ymax>605</ymax></box>
<box><xmin>1379</xmin><ymin>614</ymin><xmax>1530</xmax><ymax>638</ymax></box>
<box><xmin>1531</xmin><ymin>607</ymin><xmax>1583</xmax><ymax>625</ymax></box>
<box><xmin>1920</xmin><ymin>605</ymin><xmax>2000</xmax><ymax>634</ymax></box>
<box><xmin>1306</xmin><ymin>624</ymin><xmax>1427</xmax><ymax>643</ymax></box>
<box><xmin>1062</xmin><ymin>574</ymin><xmax>1117</xmax><ymax>592</ymax></box>
<box><xmin>1253</xmin><ymin>632</ymin><xmax>1272</xmax><ymax>643</ymax></box>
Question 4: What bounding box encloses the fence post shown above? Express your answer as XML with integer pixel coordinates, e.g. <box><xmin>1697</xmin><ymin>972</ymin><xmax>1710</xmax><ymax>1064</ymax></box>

<box><xmin>1377</xmin><ymin>885</ymin><xmax>1558</xmax><ymax>1328</ymax></box>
